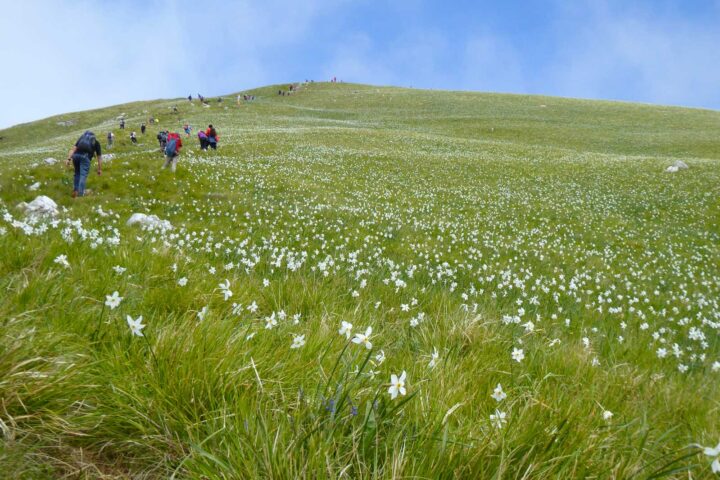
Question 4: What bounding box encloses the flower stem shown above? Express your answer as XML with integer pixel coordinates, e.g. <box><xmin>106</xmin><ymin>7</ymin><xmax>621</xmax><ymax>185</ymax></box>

<box><xmin>143</xmin><ymin>334</ymin><xmax>159</xmax><ymax>369</ymax></box>
<box><xmin>91</xmin><ymin>303</ymin><xmax>106</xmax><ymax>342</ymax></box>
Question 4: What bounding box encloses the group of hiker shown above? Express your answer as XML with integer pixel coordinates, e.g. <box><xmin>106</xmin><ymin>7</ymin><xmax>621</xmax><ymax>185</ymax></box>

<box><xmin>197</xmin><ymin>125</ymin><xmax>219</xmax><ymax>151</ymax></box>
<box><xmin>107</xmin><ymin>120</ymin><xmax>148</xmax><ymax>148</ymax></box>
<box><xmin>66</xmin><ymin>122</ymin><xmax>220</xmax><ymax>197</ymax></box>
<box><xmin>61</xmin><ymin>81</ymin><xmax>325</xmax><ymax>197</ymax></box>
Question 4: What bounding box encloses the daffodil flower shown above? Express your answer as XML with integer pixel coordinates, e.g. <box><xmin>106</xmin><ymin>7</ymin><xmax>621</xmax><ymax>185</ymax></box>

<box><xmin>428</xmin><ymin>348</ymin><xmax>439</xmax><ymax>369</ymax></box>
<box><xmin>491</xmin><ymin>383</ymin><xmax>506</xmax><ymax>402</ymax></box>
<box><xmin>352</xmin><ymin>326</ymin><xmax>373</xmax><ymax>350</ymax></box>
<box><xmin>126</xmin><ymin>315</ymin><xmax>145</xmax><ymax>337</ymax></box>
<box><xmin>388</xmin><ymin>371</ymin><xmax>407</xmax><ymax>399</ymax></box>
<box><xmin>105</xmin><ymin>291</ymin><xmax>123</xmax><ymax>310</ymax></box>
<box><xmin>490</xmin><ymin>409</ymin><xmax>507</xmax><ymax>429</ymax></box>
<box><xmin>511</xmin><ymin>347</ymin><xmax>524</xmax><ymax>363</ymax></box>
<box><xmin>339</xmin><ymin>321</ymin><xmax>353</xmax><ymax>339</ymax></box>
<box><xmin>291</xmin><ymin>334</ymin><xmax>306</xmax><ymax>349</ymax></box>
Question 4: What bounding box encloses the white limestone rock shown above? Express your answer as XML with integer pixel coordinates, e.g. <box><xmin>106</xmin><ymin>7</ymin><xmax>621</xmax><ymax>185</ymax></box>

<box><xmin>17</xmin><ymin>195</ymin><xmax>58</xmax><ymax>218</ymax></box>
<box><xmin>127</xmin><ymin>213</ymin><xmax>172</xmax><ymax>231</ymax></box>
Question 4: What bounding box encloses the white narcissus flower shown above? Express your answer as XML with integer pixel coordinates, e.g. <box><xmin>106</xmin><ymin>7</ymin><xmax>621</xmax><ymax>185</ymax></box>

<box><xmin>126</xmin><ymin>315</ymin><xmax>145</xmax><ymax>337</ymax></box>
<box><xmin>112</xmin><ymin>265</ymin><xmax>127</xmax><ymax>275</ymax></box>
<box><xmin>701</xmin><ymin>441</ymin><xmax>720</xmax><ymax>473</ymax></box>
<box><xmin>291</xmin><ymin>334</ymin><xmax>305</xmax><ymax>349</ymax></box>
<box><xmin>490</xmin><ymin>409</ymin><xmax>507</xmax><ymax>429</ymax></box>
<box><xmin>603</xmin><ymin>410</ymin><xmax>613</xmax><ymax>421</ymax></box>
<box><xmin>374</xmin><ymin>350</ymin><xmax>386</xmax><ymax>365</ymax></box>
<box><xmin>218</xmin><ymin>279</ymin><xmax>232</xmax><ymax>300</ymax></box>
<box><xmin>704</xmin><ymin>442</ymin><xmax>720</xmax><ymax>458</ymax></box>
<box><xmin>197</xmin><ymin>306</ymin><xmax>208</xmax><ymax>321</ymax></box>
<box><xmin>491</xmin><ymin>383</ymin><xmax>507</xmax><ymax>402</ymax></box>
<box><xmin>265</xmin><ymin>313</ymin><xmax>278</xmax><ymax>330</ymax></box>
<box><xmin>388</xmin><ymin>371</ymin><xmax>407</xmax><ymax>399</ymax></box>
<box><xmin>428</xmin><ymin>348</ymin><xmax>439</xmax><ymax>369</ymax></box>
<box><xmin>511</xmin><ymin>347</ymin><xmax>524</xmax><ymax>363</ymax></box>
<box><xmin>54</xmin><ymin>254</ymin><xmax>69</xmax><ymax>268</ymax></box>
<box><xmin>178</xmin><ymin>277</ymin><xmax>188</xmax><ymax>287</ymax></box>
<box><xmin>339</xmin><ymin>321</ymin><xmax>353</xmax><ymax>339</ymax></box>
<box><xmin>352</xmin><ymin>326</ymin><xmax>373</xmax><ymax>350</ymax></box>
<box><xmin>105</xmin><ymin>291</ymin><xmax>123</xmax><ymax>310</ymax></box>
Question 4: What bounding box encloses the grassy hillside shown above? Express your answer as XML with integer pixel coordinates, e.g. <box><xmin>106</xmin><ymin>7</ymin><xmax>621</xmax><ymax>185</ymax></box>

<box><xmin>1</xmin><ymin>83</ymin><xmax>719</xmax><ymax>478</ymax></box>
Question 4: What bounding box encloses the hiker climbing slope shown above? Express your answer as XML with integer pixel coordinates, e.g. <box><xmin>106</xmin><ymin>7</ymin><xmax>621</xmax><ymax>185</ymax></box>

<box><xmin>206</xmin><ymin>124</ymin><xmax>219</xmax><ymax>150</ymax></box>
<box><xmin>198</xmin><ymin>129</ymin><xmax>208</xmax><ymax>150</ymax></box>
<box><xmin>66</xmin><ymin>130</ymin><xmax>102</xmax><ymax>198</ymax></box>
<box><xmin>162</xmin><ymin>132</ymin><xmax>183</xmax><ymax>172</ymax></box>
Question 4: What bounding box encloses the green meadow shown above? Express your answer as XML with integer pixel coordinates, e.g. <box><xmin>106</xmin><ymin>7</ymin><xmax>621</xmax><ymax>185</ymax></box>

<box><xmin>1</xmin><ymin>83</ymin><xmax>719</xmax><ymax>478</ymax></box>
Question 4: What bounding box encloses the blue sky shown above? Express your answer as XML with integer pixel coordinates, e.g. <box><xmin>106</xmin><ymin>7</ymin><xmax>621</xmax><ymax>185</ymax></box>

<box><xmin>1</xmin><ymin>0</ymin><xmax>719</xmax><ymax>128</ymax></box>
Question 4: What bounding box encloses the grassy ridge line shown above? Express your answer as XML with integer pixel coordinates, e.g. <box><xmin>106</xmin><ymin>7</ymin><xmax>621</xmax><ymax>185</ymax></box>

<box><xmin>2</xmin><ymin>82</ymin><xmax>720</xmax><ymax>159</ymax></box>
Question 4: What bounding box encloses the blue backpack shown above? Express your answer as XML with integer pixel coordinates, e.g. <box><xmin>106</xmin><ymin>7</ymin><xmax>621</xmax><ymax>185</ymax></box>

<box><xmin>76</xmin><ymin>131</ymin><xmax>96</xmax><ymax>155</ymax></box>
<box><xmin>164</xmin><ymin>138</ymin><xmax>178</xmax><ymax>157</ymax></box>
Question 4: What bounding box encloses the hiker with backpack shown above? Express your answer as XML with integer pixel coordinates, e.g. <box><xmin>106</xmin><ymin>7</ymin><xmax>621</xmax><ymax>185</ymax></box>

<box><xmin>66</xmin><ymin>131</ymin><xmax>102</xmax><ymax>198</ymax></box>
<box><xmin>157</xmin><ymin>130</ymin><xmax>168</xmax><ymax>151</ymax></box>
<box><xmin>107</xmin><ymin>132</ymin><xmax>114</xmax><ymax>148</ymax></box>
<box><xmin>183</xmin><ymin>123</ymin><xmax>191</xmax><ymax>137</ymax></box>
<box><xmin>205</xmin><ymin>125</ymin><xmax>219</xmax><ymax>150</ymax></box>
<box><xmin>130</xmin><ymin>131</ymin><xmax>137</xmax><ymax>144</ymax></box>
<box><xmin>162</xmin><ymin>132</ymin><xmax>182</xmax><ymax>172</ymax></box>
<box><xmin>120</xmin><ymin>119</ymin><xmax>125</xmax><ymax>129</ymax></box>
<box><xmin>141</xmin><ymin>123</ymin><xmax>146</xmax><ymax>135</ymax></box>
<box><xmin>197</xmin><ymin>129</ymin><xmax>208</xmax><ymax>150</ymax></box>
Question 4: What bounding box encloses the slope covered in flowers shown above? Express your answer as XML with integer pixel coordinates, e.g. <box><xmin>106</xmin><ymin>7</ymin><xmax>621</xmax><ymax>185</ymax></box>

<box><xmin>1</xmin><ymin>83</ymin><xmax>719</xmax><ymax>478</ymax></box>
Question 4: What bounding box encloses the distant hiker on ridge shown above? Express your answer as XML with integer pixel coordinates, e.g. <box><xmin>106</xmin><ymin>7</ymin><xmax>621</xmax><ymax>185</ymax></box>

<box><xmin>107</xmin><ymin>131</ymin><xmax>114</xmax><ymax>148</ymax></box>
<box><xmin>120</xmin><ymin>118</ymin><xmax>125</xmax><ymax>129</ymax></box>
<box><xmin>130</xmin><ymin>131</ymin><xmax>137</xmax><ymax>144</ymax></box>
<box><xmin>162</xmin><ymin>132</ymin><xmax>183</xmax><ymax>172</ymax></box>
<box><xmin>66</xmin><ymin>130</ymin><xmax>102</xmax><ymax>198</ymax></box>
<box><xmin>141</xmin><ymin>123</ymin><xmax>146</xmax><ymax>135</ymax></box>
